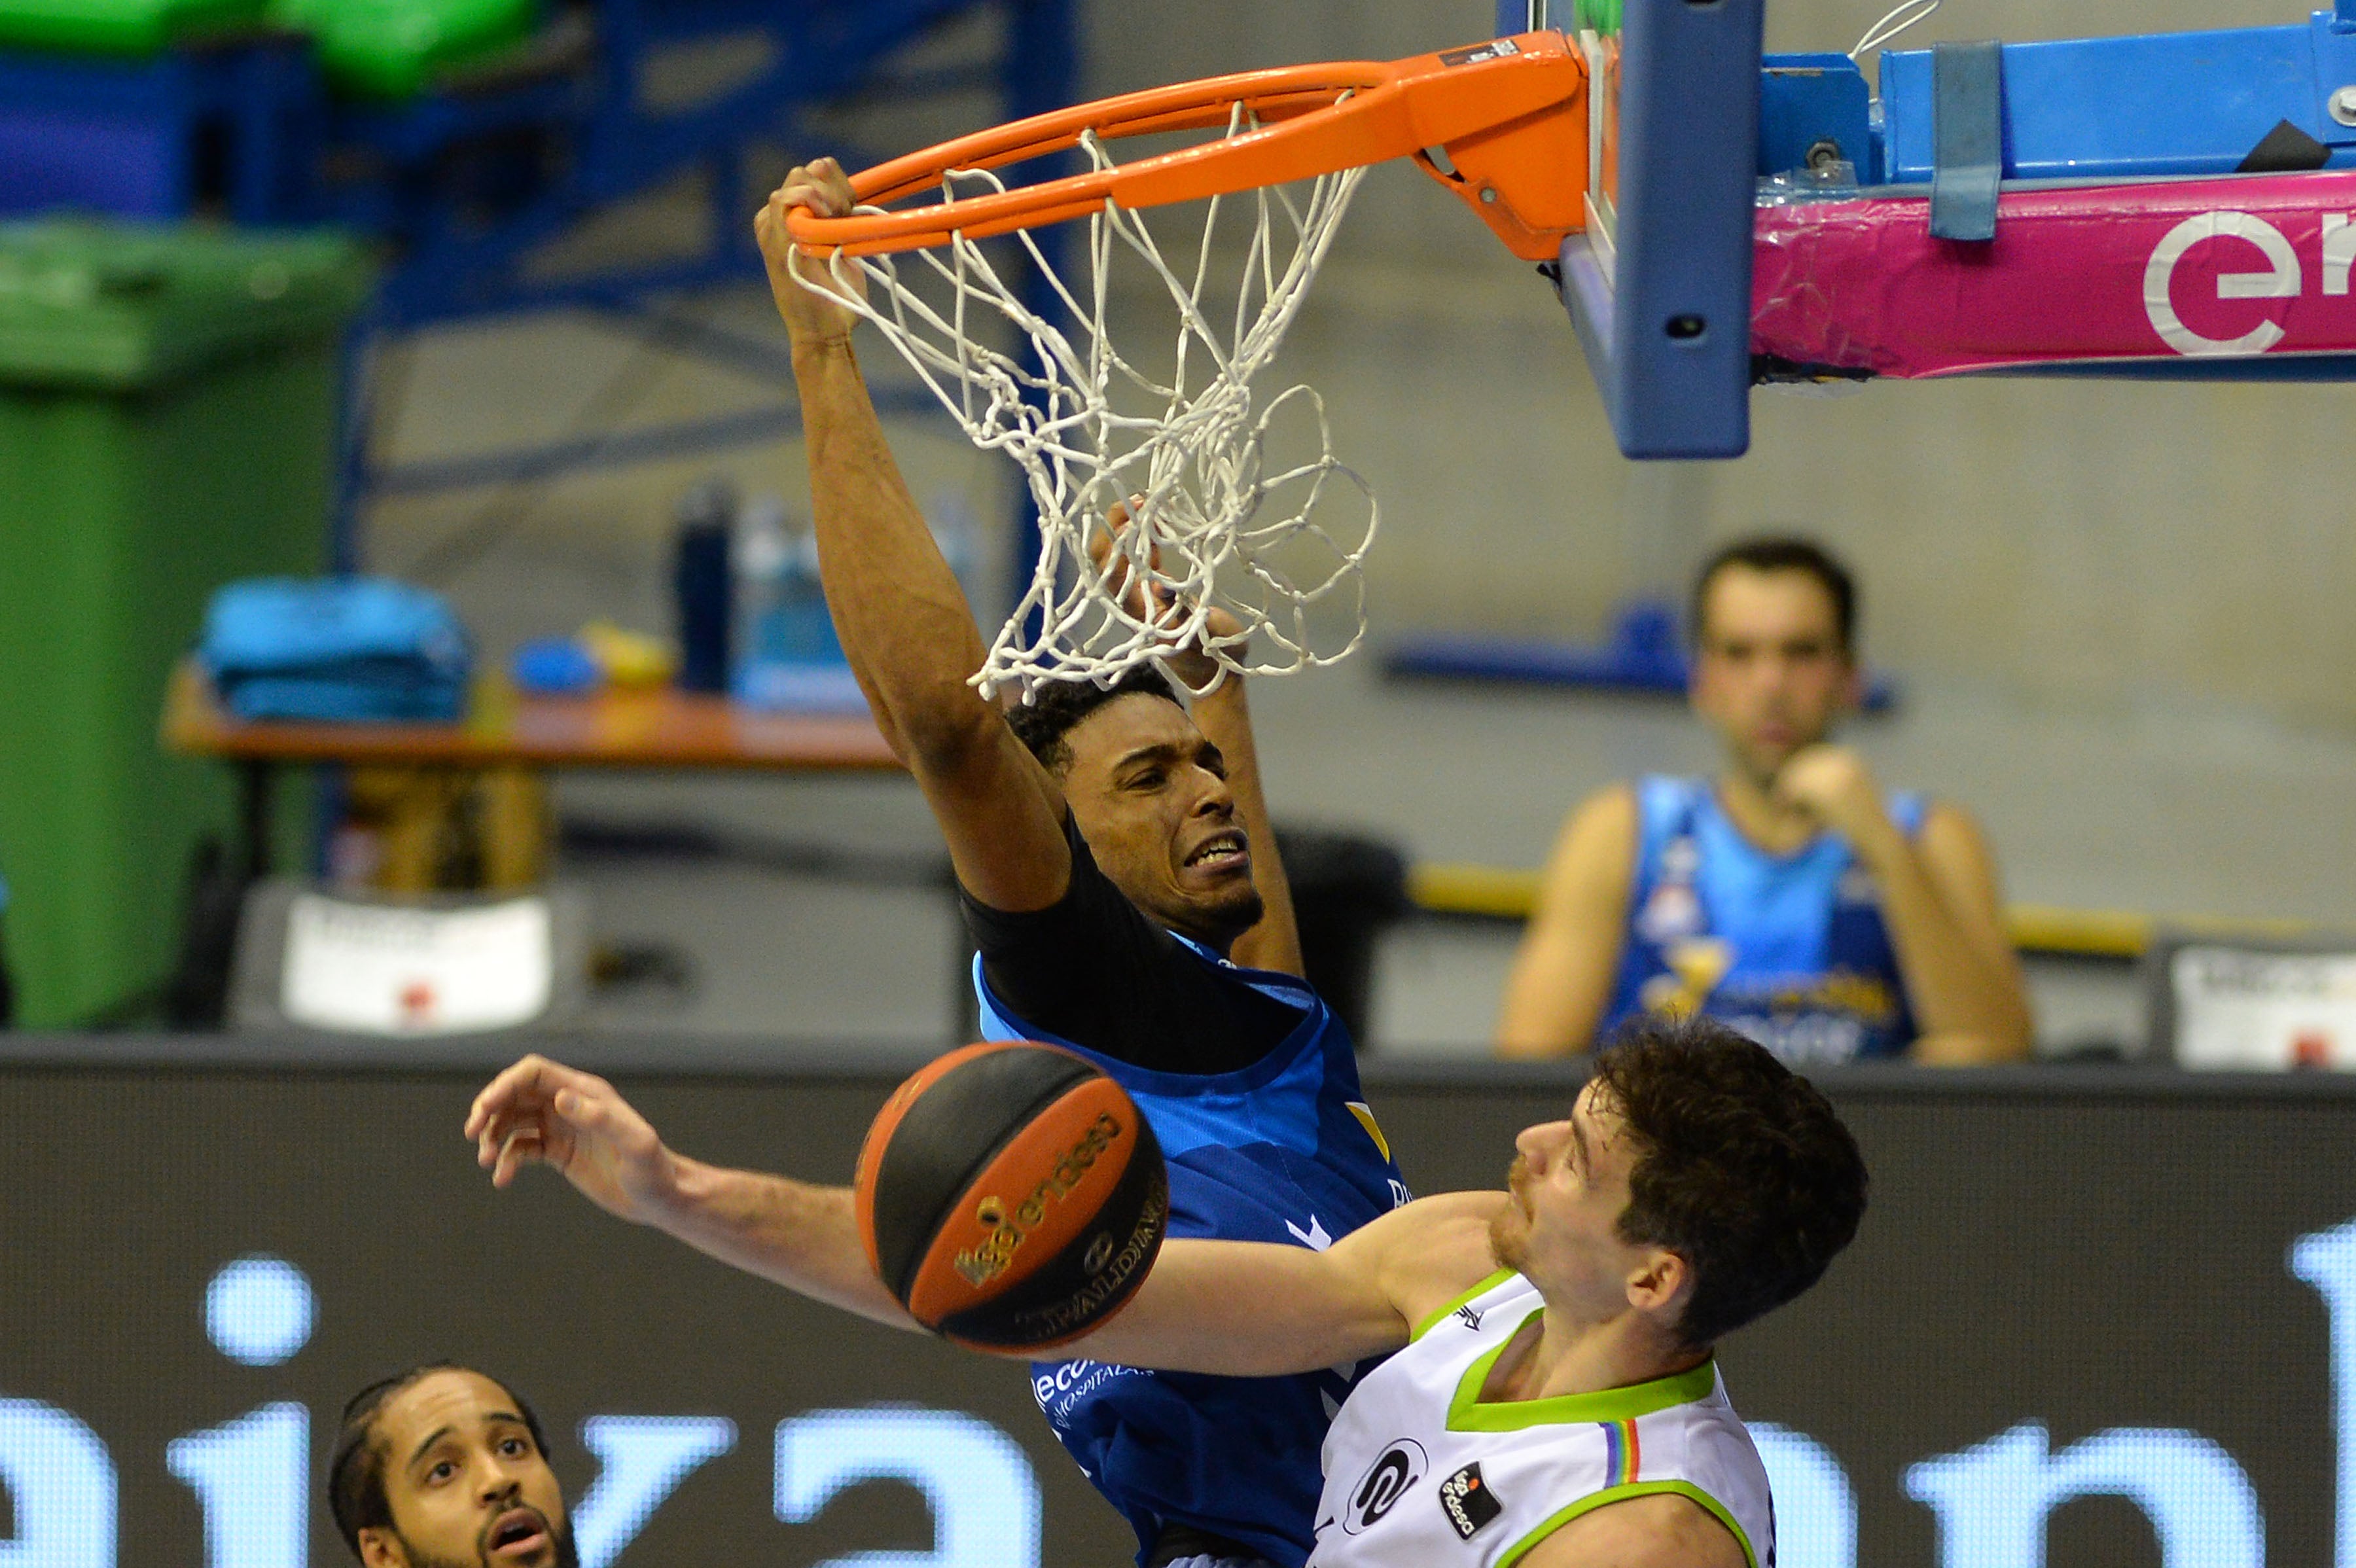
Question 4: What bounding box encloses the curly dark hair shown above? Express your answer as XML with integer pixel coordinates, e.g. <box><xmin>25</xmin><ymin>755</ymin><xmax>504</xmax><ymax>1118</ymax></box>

<box><xmin>1002</xmin><ymin>664</ymin><xmax>1184</xmax><ymax>775</ymax></box>
<box><xmin>1591</xmin><ymin>1015</ymin><xmax>1868</xmax><ymax>1347</ymax></box>
<box><xmin>327</xmin><ymin>1363</ymin><xmax>553</xmax><ymax>1561</ymax></box>
<box><xmin>1690</xmin><ymin>535</ymin><xmax>1858</xmax><ymax>658</ymax></box>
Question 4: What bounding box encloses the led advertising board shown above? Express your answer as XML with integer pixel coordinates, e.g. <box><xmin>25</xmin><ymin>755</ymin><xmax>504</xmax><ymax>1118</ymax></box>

<box><xmin>0</xmin><ymin>1054</ymin><xmax>2350</xmax><ymax>1567</ymax></box>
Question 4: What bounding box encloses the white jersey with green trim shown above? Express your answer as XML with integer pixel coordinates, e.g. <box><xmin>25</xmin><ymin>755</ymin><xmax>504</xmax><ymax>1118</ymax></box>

<box><xmin>1305</xmin><ymin>1272</ymin><xmax>1773</xmax><ymax>1568</ymax></box>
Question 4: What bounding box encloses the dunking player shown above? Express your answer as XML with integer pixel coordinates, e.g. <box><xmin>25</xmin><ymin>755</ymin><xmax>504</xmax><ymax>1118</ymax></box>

<box><xmin>467</xmin><ymin>1016</ymin><xmax>1863</xmax><ymax>1567</ymax></box>
<box><xmin>743</xmin><ymin>160</ymin><xmax>1407</xmax><ymax>1567</ymax></box>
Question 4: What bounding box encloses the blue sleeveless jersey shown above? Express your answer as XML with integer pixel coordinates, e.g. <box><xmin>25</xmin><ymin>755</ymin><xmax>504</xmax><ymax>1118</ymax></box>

<box><xmin>1600</xmin><ymin>775</ymin><xmax>1926</xmax><ymax>1064</ymax></box>
<box><xmin>975</xmin><ymin>947</ymin><xmax>1410</xmax><ymax>1568</ymax></box>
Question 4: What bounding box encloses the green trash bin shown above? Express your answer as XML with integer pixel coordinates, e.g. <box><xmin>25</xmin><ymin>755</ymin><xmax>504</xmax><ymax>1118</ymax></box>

<box><xmin>0</xmin><ymin>220</ymin><xmax>372</xmax><ymax>1027</ymax></box>
<box><xmin>268</xmin><ymin>0</ymin><xmax>541</xmax><ymax>98</ymax></box>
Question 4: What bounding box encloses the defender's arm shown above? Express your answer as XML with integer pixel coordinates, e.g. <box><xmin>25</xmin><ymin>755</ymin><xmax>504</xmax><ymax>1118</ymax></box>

<box><xmin>1068</xmin><ymin>1192</ymin><xmax>1505</xmax><ymax>1376</ymax></box>
<box><xmin>467</xmin><ymin>1055</ymin><xmax>918</xmax><ymax>1330</ymax></box>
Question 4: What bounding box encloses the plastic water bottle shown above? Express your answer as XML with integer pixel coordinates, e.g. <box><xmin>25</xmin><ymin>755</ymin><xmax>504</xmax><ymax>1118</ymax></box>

<box><xmin>732</xmin><ymin>496</ymin><xmax>861</xmax><ymax>711</ymax></box>
<box><xmin>927</xmin><ymin>491</ymin><xmax>987</xmax><ymax>622</ymax></box>
<box><xmin>774</xmin><ymin>527</ymin><xmax>847</xmax><ymax>664</ymax></box>
<box><xmin>734</xmin><ymin>495</ymin><xmax>793</xmax><ymax>664</ymax></box>
<box><xmin>673</xmin><ymin>478</ymin><xmax>737</xmax><ymax>694</ymax></box>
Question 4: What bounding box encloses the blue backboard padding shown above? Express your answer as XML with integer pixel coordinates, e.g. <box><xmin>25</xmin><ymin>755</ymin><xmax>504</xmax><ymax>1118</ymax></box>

<box><xmin>1570</xmin><ymin>0</ymin><xmax>1762</xmax><ymax>459</ymax></box>
<box><xmin>1758</xmin><ymin>54</ymin><xmax>1872</xmax><ymax>179</ymax></box>
<box><xmin>1882</xmin><ymin>22</ymin><xmax>2355</xmax><ymax>184</ymax></box>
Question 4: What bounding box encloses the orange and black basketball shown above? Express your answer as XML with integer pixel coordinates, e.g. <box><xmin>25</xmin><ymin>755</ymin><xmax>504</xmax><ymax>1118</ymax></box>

<box><xmin>853</xmin><ymin>1041</ymin><xmax>1168</xmax><ymax>1352</ymax></box>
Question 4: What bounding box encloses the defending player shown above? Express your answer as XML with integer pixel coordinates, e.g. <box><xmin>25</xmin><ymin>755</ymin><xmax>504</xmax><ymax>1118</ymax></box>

<box><xmin>751</xmin><ymin>160</ymin><xmax>1406</xmax><ymax>1567</ymax></box>
<box><xmin>467</xmin><ymin>1014</ymin><xmax>1863</xmax><ymax>1568</ymax></box>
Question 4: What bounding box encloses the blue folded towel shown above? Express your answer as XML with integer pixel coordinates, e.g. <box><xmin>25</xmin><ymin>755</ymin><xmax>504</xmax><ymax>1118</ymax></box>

<box><xmin>200</xmin><ymin>577</ymin><xmax>472</xmax><ymax>722</ymax></box>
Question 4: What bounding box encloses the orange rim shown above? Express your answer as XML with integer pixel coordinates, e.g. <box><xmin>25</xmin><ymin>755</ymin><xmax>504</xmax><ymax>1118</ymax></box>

<box><xmin>787</xmin><ymin>31</ymin><xmax>1590</xmax><ymax>262</ymax></box>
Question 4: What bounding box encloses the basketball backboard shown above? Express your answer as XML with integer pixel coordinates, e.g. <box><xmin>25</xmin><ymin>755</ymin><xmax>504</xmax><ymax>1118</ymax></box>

<box><xmin>1498</xmin><ymin>0</ymin><xmax>1764</xmax><ymax>459</ymax></box>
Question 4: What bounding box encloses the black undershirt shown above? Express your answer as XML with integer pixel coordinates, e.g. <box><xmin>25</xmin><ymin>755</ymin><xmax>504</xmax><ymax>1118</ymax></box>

<box><xmin>957</xmin><ymin>817</ymin><xmax>1301</xmax><ymax>1077</ymax></box>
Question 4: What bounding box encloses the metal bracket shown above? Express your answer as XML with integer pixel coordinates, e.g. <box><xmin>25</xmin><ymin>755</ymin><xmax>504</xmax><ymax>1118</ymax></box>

<box><xmin>1929</xmin><ymin>41</ymin><xmax>2004</xmax><ymax>241</ymax></box>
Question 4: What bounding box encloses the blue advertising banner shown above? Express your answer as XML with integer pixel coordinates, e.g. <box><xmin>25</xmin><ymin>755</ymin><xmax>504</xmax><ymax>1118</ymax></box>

<box><xmin>0</xmin><ymin>1045</ymin><xmax>2349</xmax><ymax>1567</ymax></box>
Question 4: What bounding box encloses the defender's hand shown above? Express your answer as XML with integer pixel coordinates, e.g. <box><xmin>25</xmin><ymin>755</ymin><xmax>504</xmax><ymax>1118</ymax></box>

<box><xmin>1772</xmin><ymin>745</ymin><xmax>1890</xmax><ymax>849</ymax></box>
<box><xmin>757</xmin><ymin>159</ymin><xmax>867</xmax><ymax>348</ymax></box>
<box><xmin>465</xmin><ymin>1055</ymin><xmax>678</xmax><ymax>1225</ymax></box>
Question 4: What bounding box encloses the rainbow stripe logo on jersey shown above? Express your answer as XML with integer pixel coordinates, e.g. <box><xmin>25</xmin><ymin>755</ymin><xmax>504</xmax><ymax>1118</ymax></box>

<box><xmin>1601</xmin><ymin>1417</ymin><xmax>1641</xmax><ymax>1487</ymax></box>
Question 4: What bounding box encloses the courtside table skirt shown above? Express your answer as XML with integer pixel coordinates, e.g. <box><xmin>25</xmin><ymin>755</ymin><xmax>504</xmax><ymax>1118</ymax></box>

<box><xmin>3</xmin><ymin>1037</ymin><xmax>2350</xmax><ymax>1568</ymax></box>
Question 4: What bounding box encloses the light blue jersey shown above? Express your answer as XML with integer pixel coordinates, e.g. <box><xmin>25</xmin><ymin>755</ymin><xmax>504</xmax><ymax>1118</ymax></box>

<box><xmin>976</xmin><ymin>946</ymin><xmax>1409</xmax><ymax>1568</ymax></box>
<box><xmin>1600</xmin><ymin>775</ymin><xmax>1925</xmax><ymax>1063</ymax></box>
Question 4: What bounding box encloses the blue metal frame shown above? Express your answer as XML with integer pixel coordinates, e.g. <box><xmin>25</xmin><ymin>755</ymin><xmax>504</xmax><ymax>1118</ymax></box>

<box><xmin>1756</xmin><ymin>3</ymin><xmax>2356</xmax><ymax>191</ymax></box>
<box><xmin>1874</xmin><ymin>9</ymin><xmax>2356</xmax><ymax>187</ymax></box>
<box><xmin>0</xmin><ymin>37</ymin><xmax>321</xmax><ymax>223</ymax></box>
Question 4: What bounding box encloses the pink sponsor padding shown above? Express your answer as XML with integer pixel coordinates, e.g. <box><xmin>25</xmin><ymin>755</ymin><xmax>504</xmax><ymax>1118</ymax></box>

<box><xmin>1751</xmin><ymin>169</ymin><xmax>2356</xmax><ymax>378</ymax></box>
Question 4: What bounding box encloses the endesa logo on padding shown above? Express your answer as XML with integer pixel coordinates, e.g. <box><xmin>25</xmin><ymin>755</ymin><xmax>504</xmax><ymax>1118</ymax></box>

<box><xmin>2142</xmin><ymin>209</ymin><xmax>2356</xmax><ymax>357</ymax></box>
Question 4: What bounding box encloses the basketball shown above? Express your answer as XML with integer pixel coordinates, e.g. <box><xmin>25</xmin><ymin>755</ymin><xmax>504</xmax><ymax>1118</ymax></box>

<box><xmin>853</xmin><ymin>1042</ymin><xmax>1168</xmax><ymax>1351</ymax></box>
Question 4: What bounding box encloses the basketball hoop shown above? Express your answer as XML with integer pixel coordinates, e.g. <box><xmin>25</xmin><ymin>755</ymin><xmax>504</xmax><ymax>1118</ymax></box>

<box><xmin>787</xmin><ymin>33</ymin><xmax>1587</xmax><ymax>700</ymax></box>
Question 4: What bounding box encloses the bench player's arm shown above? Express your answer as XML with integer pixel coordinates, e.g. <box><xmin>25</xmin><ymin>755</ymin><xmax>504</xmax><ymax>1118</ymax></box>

<box><xmin>1067</xmin><ymin>1192</ymin><xmax>1508</xmax><ymax>1376</ymax></box>
<box><xmin>1495</xmin><ymin>786</ymin><xmax>1639</xmax><ymax>1058</ymax></box>
<box><xmin>758</xmin><ymin>162</ymin><xmax>1073</xmax><ymax>916</ymax></box>
<box><xmin>1518</xmin><ymin>1491</ymin><xmax>1749</xmax><ymax>1568</ymax></box>
<box><xmin>1891</xmin><ymin>803</ymin><xmax>2033</xmax><ymax>1063</ymax></box>
<box><xmin>466</xmin><ymin>1054</ymin><xmax>921</xmax><ymax>1332</ymax></box>
<box><xmin>1771</xmin><ymin>748</ymin><xmax>2031</xmax><ymax>1063</ymax></box>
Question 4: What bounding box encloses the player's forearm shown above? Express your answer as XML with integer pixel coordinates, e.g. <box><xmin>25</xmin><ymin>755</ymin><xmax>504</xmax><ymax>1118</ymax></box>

<box><xmin>651</xmin><ymin>1153</ymin><xmax>919</xmax><ymax>1331</ymax></box>
<box><xmin>1074</xmin><ymin>1238</ymin><xmax>1406</xmax><ymax>1376</ymax></box>
<box><xmin>1192</xmin><ymin>676</ymin><xmax>1304</xmax><ymax>976</ymax></box>
<box><xmin>793</xmin><ymin>340</ymin><xmax>997</xmax><ymax>765</ymax></box>
<box><xmin>1851</xmin><ymin>826</ymin><xmax>2031</xmax><ymax>1060</ymax></box>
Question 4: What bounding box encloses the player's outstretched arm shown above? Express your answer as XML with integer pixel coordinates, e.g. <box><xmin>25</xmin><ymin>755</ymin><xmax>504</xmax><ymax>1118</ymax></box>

<box><xmin>1066</xmin><ymin>1192</ymin><xmax>1508</xmax><ymax>1377</ymax></box>
<box><xmin>755</xmin><ymin>162</ymin><xmax>1075</xmax><ymax>919</ymax></box>
<box><xmin>465</xmin><ymin>1055</ymin><xmax>919</xmax><ymax>1332</ymax></box>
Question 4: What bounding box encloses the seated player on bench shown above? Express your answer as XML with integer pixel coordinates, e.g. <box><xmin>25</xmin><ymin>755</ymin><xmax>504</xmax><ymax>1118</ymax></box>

<box><xmin>751</xmin><ymin>158</ymin><xmax>1408</xmax><ymax>1568</ymax></box>
<box><xmin>1497</xmin><ymin>537</ymin><xmax>2031</xmax><ymax>1065</ymax></box>
<box><xmin>465</xmin><ymin>1014</ymin><xmax>1863</xmax><ymax>1568</ymax></box>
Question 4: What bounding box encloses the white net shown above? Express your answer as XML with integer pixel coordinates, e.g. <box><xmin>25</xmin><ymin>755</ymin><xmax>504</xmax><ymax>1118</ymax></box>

<box><xmin>798</xmin><ymin>108</ymin><xmax>1376</xmax><ymax>702</ymax></box>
